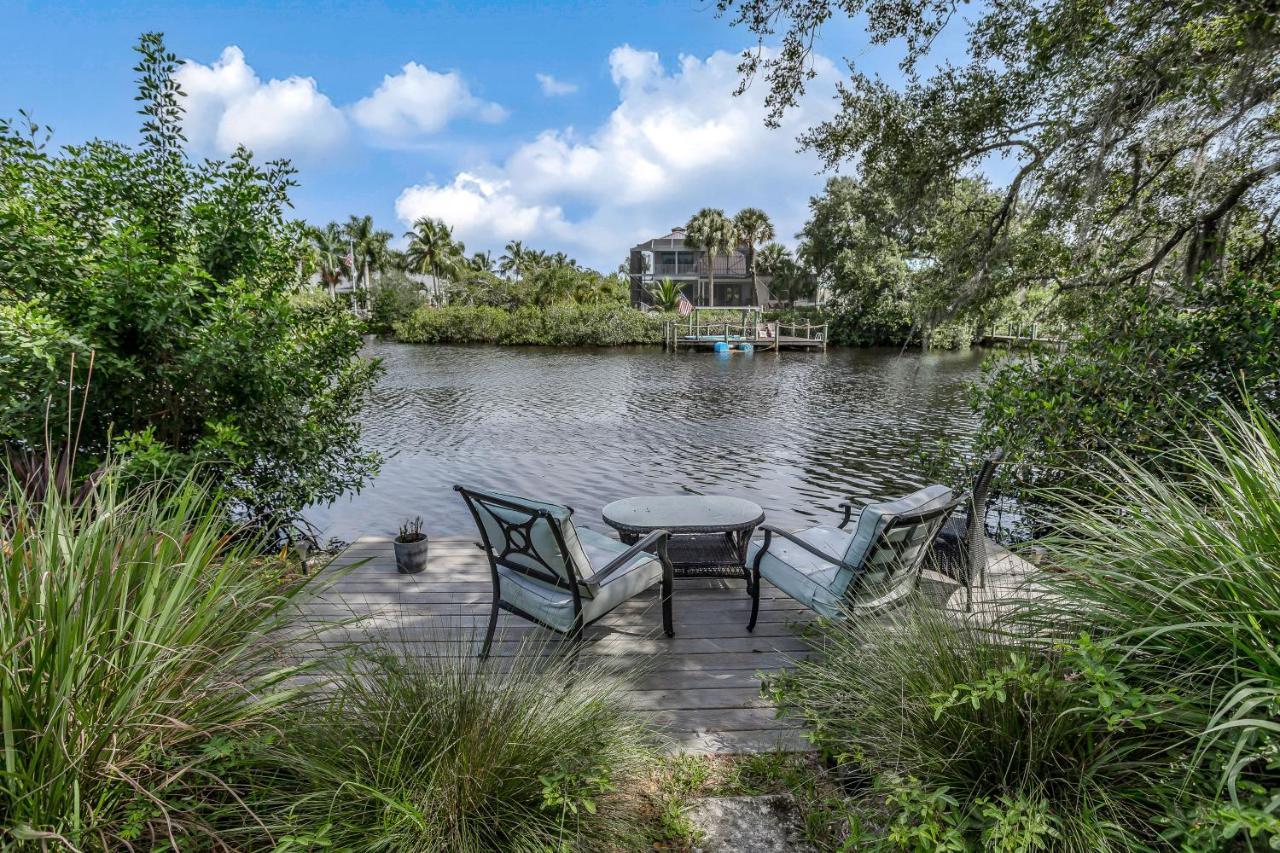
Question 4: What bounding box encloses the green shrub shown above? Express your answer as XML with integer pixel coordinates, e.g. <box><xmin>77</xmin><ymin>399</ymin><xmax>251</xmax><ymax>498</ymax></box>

<box><xmin>367</xmin><ymin>272</ymin><xmax>429</xmax><ymax>336</ymax></box>
<box><xmin>0</xmin><ymin>35</ymin><xmax>380</xmax><ymax>518</ymax></box>
<box><xmin>0</xmin><ymin>465</ymin><xmax>316</xmax><ymax>848</ymax></box>
<box><xmin>973</xmin><ymin>262</ymin><xmax>1280</xmax><ymax>509</ymax></box>
<box><xmin>1017</xmin><ymin>402</ymin><xmax>1280</xmax><ymax>849</ymax></box>
<box><xmin>393</xmin><ymin>304</ymin><xmax>674</xmax><ymax>346</ymax></box>
<box><xmin>770</xmin><ymin>609</ymin><xmax>1171</xmax><ymax>849</ymax></box>
<box><xmin>252</xmin><ymin>644</ymin><xmax>655</xmax><ymax>851</ymax></box>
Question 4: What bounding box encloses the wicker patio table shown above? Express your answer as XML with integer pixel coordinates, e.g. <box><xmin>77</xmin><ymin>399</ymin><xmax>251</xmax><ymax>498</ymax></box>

<box><xmin>601</xmin><ymin>495</ymin><xmax>765</xmax><ymax>579</ymax></box>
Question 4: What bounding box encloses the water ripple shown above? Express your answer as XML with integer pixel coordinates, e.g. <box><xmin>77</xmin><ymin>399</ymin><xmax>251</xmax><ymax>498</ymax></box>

<box><xmin>305</xmin><ymin>343</ymin><xmax>985</xmax><ymax>540</ymax></box>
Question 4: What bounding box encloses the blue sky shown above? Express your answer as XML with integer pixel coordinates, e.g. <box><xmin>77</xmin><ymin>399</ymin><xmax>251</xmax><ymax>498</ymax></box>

<box><xmin>2</xmin><ymin>0</ymin><xmax>956</xmax><ymax>269</ymax></box>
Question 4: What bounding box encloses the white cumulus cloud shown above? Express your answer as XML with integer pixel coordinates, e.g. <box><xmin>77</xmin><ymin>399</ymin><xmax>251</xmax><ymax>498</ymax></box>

<box><xmin>535</xmin><ymin>73</ymin><xmax>578</xmax><ymax>96</ymax></box>
<box><xmin>395</xmin><ymin>44</ymin><xmax>840</xmax><ymax>269</ymax></box>
<box><xmin>175</xmin><ymin>46</ymin><xmax>347</xmax><ymax>162</ymax></box>
<box><xmin>352</xmin><ymin>62</ymin><xmax>507</xmax><ymax>144</ymax></box>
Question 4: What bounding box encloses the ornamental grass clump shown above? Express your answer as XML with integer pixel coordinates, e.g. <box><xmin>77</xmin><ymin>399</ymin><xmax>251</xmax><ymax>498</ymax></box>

<box><xmin>1020</xmin><ymin>402</ymin><xmax>1280</xmax><ymax>848</ymax></box>
<box><xmin>253</xmin><ymin>641</ymin><xmax>656</xmax><ymax>851</ymax></box>
<box><xmin>0</xmin><ymin>465</ymin><xmax>315</xmax><ymax>849</ymax></box>
<box><xmin>772</xmin><ymin>608</ymin><xmax>1171</xmax><ymax>850</ymax></box>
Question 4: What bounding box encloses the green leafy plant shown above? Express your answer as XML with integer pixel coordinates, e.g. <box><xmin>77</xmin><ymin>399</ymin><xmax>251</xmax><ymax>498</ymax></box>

<box><xmin>1017</xmin><ymin>401</ymin><xmax>1280</xmax><ymax>849</ymax></box>
<box><xmin>0</xmin><ymin>33</ymin><xmax>380</xmax><ymax>520</ymax></box>
<box><xmin>648</xmin><ymin>277</ymin><xmax>686</xmax><ymax>312</ymax></box>
<box><xmin>249</xmin><ymin>643</ymin><xmax>655</xmax><ymax>852</ymax></box>
<box><xmin>769</xmin><ymin>606</ymin><xmax>1176</xmax><ymax>849</ymax></box>
<box><xmin>393</xmin><ymin>303</ymin><xmax>678</xmax><ymax>346</ymax></box>
<box><xmin>973</xmin><ymin>264</ymin><xmax>1280</xmax><ymax>515</ymax></box>
<box><xmin>0</xmin><ymin>464</ymin><xmax>317</xmax><ymax>848</ymax></box>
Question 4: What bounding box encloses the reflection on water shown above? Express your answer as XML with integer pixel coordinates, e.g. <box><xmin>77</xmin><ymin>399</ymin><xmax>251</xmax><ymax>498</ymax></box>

<box><xmin>305</xmin><ymin>342</ymin><xmax>986</xmax><ymax>541</ymax></box>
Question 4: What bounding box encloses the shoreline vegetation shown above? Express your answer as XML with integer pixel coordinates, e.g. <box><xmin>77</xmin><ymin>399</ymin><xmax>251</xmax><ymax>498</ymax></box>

<box><xmin>6</xmin><ymin>0</ymin><xmax>1280</xmax><ymax>843</ymax></box>
<box><xmin>384</xmin><ymin>300</ymin><xmax>984</xmax><ymax>350</ymax></box>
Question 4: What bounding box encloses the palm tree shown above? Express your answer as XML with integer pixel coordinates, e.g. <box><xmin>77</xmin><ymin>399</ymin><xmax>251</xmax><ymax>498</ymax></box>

<box><xmin>734</xmin><ymin>207</ymin><xmax>775</xmax><ymax>305</ymax></box>
<box><xmin>342</xmin><ymin>215</ymin><xmax>393</xmax><ymax>292</ymax></box>
<box><xmin>469</xmin><ymin>250</ymin><xmax>495</xmax><ymax>274</ymax></box>
<box><xmin>757</xmin><ymin>242</ymin><xmax>797</xmax><ymax>306</ymax></box>
<box><xmin>648</xmin><ymin>277</ymin><xmax>684</xmax><ymax>312</ymax></box>
<box><xmin>499</xmin><ymin>240</ymin><xmax>529</xmax><ymax>283</ymax></box>
<box><xmin>310</xmin><ymin>223</ymin><xmax>346</xmax><ymax>297</ymax></box>
<box><xmin>684</xmin><ymin>208</ymin><xmax>737</xmax><ymax>307</ymax></box>
<box><xmin>404</xmin><ymin>217</ymin><xmax>463</xmax><ymax>297</ymax></box>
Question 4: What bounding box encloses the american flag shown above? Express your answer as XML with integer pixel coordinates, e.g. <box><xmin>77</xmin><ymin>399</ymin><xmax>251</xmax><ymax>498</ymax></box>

<box><xmin>343</xmin><ymin>247</ymin><xmax>356</xmax><ymax>271</ymax></box>
<box><xmin>677</xmin><ymin>292</ymin><xmax>694</xmax><ymax>317</ymax></box>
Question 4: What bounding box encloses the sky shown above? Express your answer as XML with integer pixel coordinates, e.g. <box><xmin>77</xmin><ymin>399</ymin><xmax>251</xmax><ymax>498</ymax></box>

<box><xmin>1</xmin><ymin>0</ymin><xmax>963</xmax><ymax>270</ymax></box>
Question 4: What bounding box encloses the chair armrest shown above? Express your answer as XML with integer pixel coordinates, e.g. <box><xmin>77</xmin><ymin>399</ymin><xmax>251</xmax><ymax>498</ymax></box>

<box><xmin>590</xmin><ymin>529</ymin><xmax>671</xmax><ymax>587</ymax></box>
<box><xmin>755</xmin><ymin>523</ymin><xmax>844</xmax><ymax>567</ymax></box>
<box><xmin>836</xmin><ymin>497</ymin><xmax>869</xmax><ymax>530</ymax></box>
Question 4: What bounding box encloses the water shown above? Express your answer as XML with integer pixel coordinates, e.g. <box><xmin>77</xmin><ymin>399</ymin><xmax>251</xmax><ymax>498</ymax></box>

<box><xmin>305</xmin><ymin>342</ymin><xmax>987</xmax><ymax>542</ymax></box>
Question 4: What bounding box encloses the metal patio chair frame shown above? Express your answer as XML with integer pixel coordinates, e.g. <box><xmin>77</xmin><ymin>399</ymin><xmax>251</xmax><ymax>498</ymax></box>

<box><xmin>455</xmin><ymin>485</ymin><xmax>675</xmax><ymax>657</ymax></box>
<box><xmin>747</xmin><ymin>497</ymin><xmax>960</xmax><ymax>630</ymax></box>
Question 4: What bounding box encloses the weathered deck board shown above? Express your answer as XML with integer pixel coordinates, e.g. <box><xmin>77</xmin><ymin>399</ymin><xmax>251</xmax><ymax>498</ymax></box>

<box><xmin>297</xmin><ymin>535</ymin><xmax>813</xmax><ymax>754</ymax></box>
<box><xmin>298</xmin><ymin>534</ymin><xmax>1033</xmax><ymax>754</ymax></box>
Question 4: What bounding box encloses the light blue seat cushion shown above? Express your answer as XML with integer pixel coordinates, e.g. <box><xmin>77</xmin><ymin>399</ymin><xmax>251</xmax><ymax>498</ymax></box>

<box><xmin>749</xmin><ymin>485</ymin><xmax>953</xmax><ymax>618</ymax></box>
<box><xmin>746</xmin><ymin>526</ymin><xmax>852</xmax><ymax>619</ymax></box>
<box><xmin>496</xmin><ymin>540</ymin><xmax>665</xmax><ymax>627</ymax></box>
<box><xmin>841</xmin><ymin>485</ymin><xmax>953</xmax><ymax>568</ymax></box>
<box><xmin>497</xmin><ymin>531</ymin><xmax>663</xmax><ymax>631</ymax></box>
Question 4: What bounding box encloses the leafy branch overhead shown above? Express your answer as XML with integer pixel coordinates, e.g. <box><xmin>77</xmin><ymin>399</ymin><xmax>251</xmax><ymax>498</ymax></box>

<box><xmin>718</xmin><ymin>0</ymin><xmax>1280</xmax><ymax>302</ymax></box>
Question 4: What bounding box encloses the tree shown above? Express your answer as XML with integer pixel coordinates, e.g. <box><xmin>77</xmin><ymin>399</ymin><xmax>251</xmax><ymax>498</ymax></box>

<box><xmin>718</xmin><ymin>0</ymin><xmax>1280</xmax><ymax>307</ymax></box>
<box><xmin>310</xmin><ymin>223</ymin><xmax>346</xmax><ymax>297</ymax></box>
<box><xmin>648</xmin><ymin>277</ymin><xmax>685</xmax><ymax>312</ymax></box>
<box><xmin>499</xmin><ymin>240</ymin><xmax>529</xmax><ymax>282</ymax></box>
<box><xmin>0</xmin><ymin>33</ymin><xmax>380</xmax><ymax>518</ymax></box>
<box><xmin>734</xmin><ymin>207</ymin><xmax>775</xmax><ymax>304</ymax></box>
<box><xmin>342</xmin><ymin>214</ymin><xmax>392</xmax><ymax>293</ymax></box>
<box><xmin>798</xmin><ymin>174</ymin><xmax>1028</xmax><ymax>343</ymax></box>
<box><xmin>684</xmin><ymin>208</ymin><xmax>738</xmax><ymax>307</ymax></box>
<box><xmin>404</xmin><ymin>217</ymin><xmax>464</xmax><ymax>295</ymax></box>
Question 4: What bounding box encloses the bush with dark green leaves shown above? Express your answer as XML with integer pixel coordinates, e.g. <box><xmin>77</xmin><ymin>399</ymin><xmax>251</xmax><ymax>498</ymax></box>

<box><xmin>393</xmin><ymin>303</ymin><xmax>675</xmax><ymax>346</ymax></box>
<box><xmin>0</xmin><ymin>34</ymin><xmax>379</xmax><ymax>518</ymax></box>
<box><xmin>974</xmin><ymin>262</ymin><xmax>1280</xmax><ymax>510</ymax></box>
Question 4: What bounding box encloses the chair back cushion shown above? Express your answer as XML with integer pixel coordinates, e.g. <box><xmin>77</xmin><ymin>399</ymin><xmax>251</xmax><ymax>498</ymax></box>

<box><xmin>455</xmin><ymin>486</ymin><xmax>593</xmax><ymax>593</ymax></box>
<box><xmin>834</xmin><ymin>485</ymin><xmax>954</xmax><ymax>602</ymax></box>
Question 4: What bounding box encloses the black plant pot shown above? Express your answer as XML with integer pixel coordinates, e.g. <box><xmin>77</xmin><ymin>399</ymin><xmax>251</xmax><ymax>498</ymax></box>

<box><xmin>393</xmin><ymin>534</ymin><xmax>429</xmax><ymax>574</ymax></box>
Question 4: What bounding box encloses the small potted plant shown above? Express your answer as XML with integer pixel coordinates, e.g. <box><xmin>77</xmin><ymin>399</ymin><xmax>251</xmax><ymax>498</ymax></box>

<box><xmin>393</xmin><ymin>516</ymin><xmax>429</xmax><ymax>574</ymax></box>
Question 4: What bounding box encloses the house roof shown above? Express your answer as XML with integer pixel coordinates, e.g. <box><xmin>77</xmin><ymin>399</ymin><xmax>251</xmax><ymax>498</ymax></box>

<box><xmin>631</xmin><ymin>226</ymin><xmax>748</xmax><ymax>255</ymax></box>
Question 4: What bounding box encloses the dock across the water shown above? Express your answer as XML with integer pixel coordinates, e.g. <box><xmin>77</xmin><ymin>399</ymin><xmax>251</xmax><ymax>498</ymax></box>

<box><xmin>663</xmin><ymin>309</ymin><xmax>828</xmax><ymax>353</ymax></box>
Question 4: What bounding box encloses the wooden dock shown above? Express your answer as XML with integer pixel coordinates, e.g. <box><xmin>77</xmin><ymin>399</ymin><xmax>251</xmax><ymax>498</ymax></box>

<box><xmin>296</xmin><ymin>535</ymin><xmax>1032</xmax><ymax>754</ymax></box>
<box><xmin>664</xmin><ymin>315</ymin><xmax>828</xmax><ymax>353</ymax></box>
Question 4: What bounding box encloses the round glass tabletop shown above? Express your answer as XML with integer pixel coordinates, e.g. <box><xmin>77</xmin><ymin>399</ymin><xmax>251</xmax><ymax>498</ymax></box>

<box><xmin>601</xmin><ymin>495</ymin><xmax>765</xmax><ymax>533</ymax></box>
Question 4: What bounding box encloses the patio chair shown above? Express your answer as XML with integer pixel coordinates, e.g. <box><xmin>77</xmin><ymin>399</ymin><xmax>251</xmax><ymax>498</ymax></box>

<box><xmin>925</xmin><ymin>449</ymin><xmax>1004</xmax><ymax>611</ymax></box>
<box><xmin>745</xmin><ymin>485</ymin><xmax>959</xmax><ymax>630</ymax></box>
<box><xmin>455</xmin><ymin>485</ymin><xmax>675</xmax><ymax>657</ymax></box>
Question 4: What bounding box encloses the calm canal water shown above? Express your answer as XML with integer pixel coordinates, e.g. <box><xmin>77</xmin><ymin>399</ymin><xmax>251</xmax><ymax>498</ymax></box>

<box><xmin>305</xmin><ymin>342</ymin><xmax>987</xmax><ymax>542</ymax></box>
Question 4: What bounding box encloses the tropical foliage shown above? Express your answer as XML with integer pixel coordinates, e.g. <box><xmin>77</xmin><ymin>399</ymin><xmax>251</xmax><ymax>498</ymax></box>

<box><xmin>974</xmin><ymin>258</ymin><xmax>1280</xmax><ymax>509</ymax></box>
<box><xmin>684</xmin><ymin>207</ymin><xmax>739</xmax><ymax>305</ymax></box>
<box><xmin>250</xmin><ymin>646</ymin><xmax>654</xmax><ymax>851</ymax></box>
<box><xmin>0</xmin><ymin>466</ymin><xmax>317</xmax><ymax>849</ymax></box>
<box><xmin>0</xmin><ymin>33</ymin><xmax>379</xmax><ymax>518</ymax></box>
<box><xmin>773</xmin><ymin>404</ymin><xmax>1280</xmax><ymax>850</ymax></box>
<box><xmin>719</xmin><ymin>0</ymin><xmax>1280</xmax><ymax>308</ymax></box>
<box><xmin>394</xmin><ymin>303</ymin><xmax>672</xmax><ymax>346</ymax></box>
